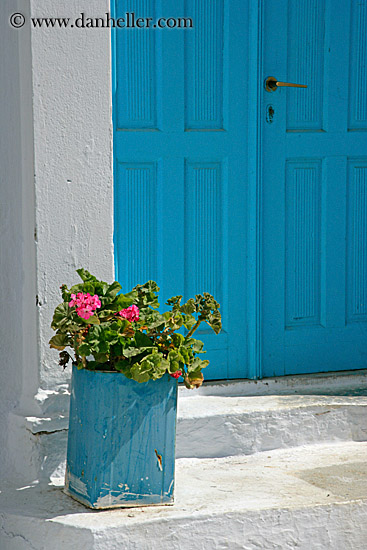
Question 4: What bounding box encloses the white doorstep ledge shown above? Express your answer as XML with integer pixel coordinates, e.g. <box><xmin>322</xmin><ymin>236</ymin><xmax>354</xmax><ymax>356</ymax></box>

<box><xmin>1</xmin><ymin>441</ymin><xmax>367</xmax><ymax>549</ymax></box>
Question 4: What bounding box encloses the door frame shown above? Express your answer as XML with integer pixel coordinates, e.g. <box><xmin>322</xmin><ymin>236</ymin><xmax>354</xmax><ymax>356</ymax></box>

<box><xmin>110</xmin><ymin>0</ymin><xmax>265</xmax><ymax>380</ymax></box>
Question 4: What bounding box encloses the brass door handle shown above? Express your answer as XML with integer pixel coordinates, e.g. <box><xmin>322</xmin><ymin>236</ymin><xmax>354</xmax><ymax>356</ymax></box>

<box><xmin>265</xmin><ymin>76</ymin><xmax>307</xmax><ymax>92</ymax></box>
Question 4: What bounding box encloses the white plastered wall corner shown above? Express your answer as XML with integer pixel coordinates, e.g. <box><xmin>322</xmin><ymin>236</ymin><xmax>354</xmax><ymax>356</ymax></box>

<box><xmin>0</xmin><ymin>0</ymin><xmax>114</xmax><ymax>484</ymax></box>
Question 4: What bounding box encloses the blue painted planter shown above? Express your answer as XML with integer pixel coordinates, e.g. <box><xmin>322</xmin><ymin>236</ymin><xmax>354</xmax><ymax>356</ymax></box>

<box><xmin>64</xmin><ymin>366</ymin><xmax>178</xmax><ymax>509</ymax></box>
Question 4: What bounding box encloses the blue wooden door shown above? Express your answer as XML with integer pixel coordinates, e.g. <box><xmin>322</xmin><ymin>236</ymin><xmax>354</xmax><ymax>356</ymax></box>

<box><xmin>262</xmin><ymin>0</ymin><xmax>367</xmax><ymax>376</ymax></box>
<box><xmin>112</xmin><ymin>0</ymin><xmax>249</xmax><ymax>379</ymax></box>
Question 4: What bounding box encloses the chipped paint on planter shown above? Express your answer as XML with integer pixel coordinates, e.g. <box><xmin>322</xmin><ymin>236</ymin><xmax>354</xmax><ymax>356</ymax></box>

<box><xmin>64</xmin><ymin>366</ymin><xmax>177</xmax><ymax>509</ymax></box>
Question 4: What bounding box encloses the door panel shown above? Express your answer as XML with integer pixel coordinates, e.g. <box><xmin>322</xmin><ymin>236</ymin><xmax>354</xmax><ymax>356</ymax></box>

<box><xmin>112</xmin><ymin>0</ymin><xmax>249</xmax><ymax>379</ymax></box>
<box><xmin>262</xmin><ymin>0</ymin><xmax>367</xmax><ymax>376</ymax></box>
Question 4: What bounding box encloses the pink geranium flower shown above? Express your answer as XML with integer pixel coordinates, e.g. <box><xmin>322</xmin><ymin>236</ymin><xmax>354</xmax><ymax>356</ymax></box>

<box><xmin>117</xmin><ymin>304</ymin><xmax>140</xmax><ymax>322</ymax></box>
<box><xmin>69</xmin><ymin>292</ymin><xmax>101</xmax><ymax>320</ymax></box>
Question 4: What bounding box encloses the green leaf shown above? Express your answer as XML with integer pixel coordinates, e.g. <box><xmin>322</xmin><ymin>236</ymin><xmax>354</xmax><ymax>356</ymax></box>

<box><xmin>135</xmin><ymin>353</ymin><xmax>167</xmax><ymax>380</ymax></box>
<box><xmin>134</xmin><ymin>331</ymin><xmax>154</xmax><ymax>347</ymax></box>
<box><xmin>51</xmin><ymin>302</ymin><xmax>69</xmax><ymax>330</ymax></box>
<box><xmin>168</xmin><ymin>349</ymin><xmax>184</xmax><ymax>373</ymax></box>
<box><xmin>86</xmin><ymin>361</ymin><xmax>99</xmax><ymax>370</ymax></box>
<box><xmin>78</xmin><ymin>343</ymin><xmax>91</xmax><ymax>356</ymax></box>
<box><xmin>49</xmin><ymin>332</ymin><xmax>70</xmax><ymax>350</ymax></box>
<box><xmin>105</xmin><ymin>281</ymin><xmax>122</xmax><ymax>299</ymax></box>
<box><xmin>150</xmin><ymin>368</ymin><xmax>166</xmax><ymax>380</ymax></box>
<box><xmin>160</xmin><ymin>357</ymin><xmax>170</xmax><ymax>371</ymax></box>
<box><xmin>51</xmin><ymin>302</ymin><xmax>79</xmax><ymax>331</ymax></box>
<box><xmin>187</xmin><ymin>367</ymin><xmax>202</xmax><ymax>378</ymax></box>
<box><xmin>84</xmin><ymin>314</ymin><xmax>100</xmax><ymax>325</ymax></box>
<box><xmin>76</xmin><ymin>268</ymin><xmax>99</xmax><ymax>283</ymax></box>
<box><xmin>168</xmin><ymin>349</ymin><xmax>184</xmax><ymax>362</ymax></box>
<box><xmin>132</xmin><ymin>281</ymin><xmax>160</xmax><ymax>309</ymax></box>
<box><xmin>165</xmin><ymin>295</ymin><xmax>182</xmax><ymax>312</ymax></box>
<box><xmin>190</xmin><ymin>338</ymin><xmax>205</xmax><ymax>353</ymax></box>
<box><xmin>97</xmin><ymin>310</ymin><xmax>115</xmax><ymax>320</ymax></box>
<box><xmin>163</xmin><ymin>312</ymin><xmax>183</xmax><ymax>331</ymax></box>
<box><xmin>181</xmin><ymin>298</ymin><xmax>196</xmax><ymax>314</ymax></box>
<box><xmin>94</xmin><ymin>281</ymin><xmax>109</xmax><ymax>296</ymax></box>
<box><xmin>172</xmin><ymin>333</ymin><xmax>184</xmax><ymax>348</ymax></box>
<box><xmin>146</xmin><ymin>352</ymin><xmax>164</xmax><ymax>367</ymax></box>
<box><xmin>172</xmin><ymin>314</ymin><xmax>183</xmax><ymax>330</ymax></box>
<box><xmin>139</xmin><ymin>310</ymin><xmax>165</xmax><ymax>330</ymax></box>
<box><xmin>123</xmin><ymin>346</ymin><xmax>155</xmax><ymax>358</ymax></box>
<box><xmin>207</xmin><ymin>311</ymin><xmax>222</xmax><ymax>334</ymax></box>
<box><xmin>85</xmin><ymin>324</ymin><xmax>102</xmax><ymax>344</ymax></box>
<box><xmin>187</xmin><ymin>358</ymin><xmax>209</xmax><ymax>373</ymax></box>
<box><xmin>131</xmin><ymin>362</ymin><xmax>152</xmax><ymax>383</ymax></box>
<box><xmin>180</xmin><ymin>346</ymin><xmax>193</xmax><ymax>365</ymax></box>
<box><xmin>95</xmin><ymin>341</ymin><xmax>109</xmax><ymax>354</ymax></box>
<box><xmin>69</xmin><ymin>283</ymin><xmax>85</xmax><ymax>296</ymax></box>
<box><xmin>60</xmin><ymin>284</ymin><xmax>71</xmax><ymax>303</ymax></box>
<box><xmin>109</xmin><ymin>320</ymin><xmax>124</xmax><ymax>331</ymax></box>
<box><xmin>82</xmin><ymin>282</ymin><xmax>95</xmax><ymax>295</ymax></box>
<box><xmin>182</xmin><ymin>313</ymin><xmax>197</xmax><ymax>331</ymax></box>
<box><xmin>102</xmin><ymin>329</ymin><xmax>119</xmax><ymax>344</ymax></box>
<box><xmin>115</xmin><ymin>360</ymin><xmax>133</xmax><ymax>378</ymax></box>
<box><xmin>94</xmin><ymin>353</ymin><xmax>109</xmax><ymax>363</ymax></box>
<box><xmin>110</xmin><ymin>343</ymin><xmax>123</xmax><ymax>357</ymax></box>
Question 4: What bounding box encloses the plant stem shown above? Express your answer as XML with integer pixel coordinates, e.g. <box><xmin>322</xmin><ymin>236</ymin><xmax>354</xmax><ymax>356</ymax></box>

<box><xmin>186</xmin><ymin>320</ymin><xmax>201</xmax><ymax>339</ymax></box>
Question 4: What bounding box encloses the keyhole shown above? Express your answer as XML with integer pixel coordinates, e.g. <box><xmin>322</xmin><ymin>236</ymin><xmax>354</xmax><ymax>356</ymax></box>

<box><xmin>266</xmin><ymin>104</ymin><xmax>275</xmax><ymax>124</ymax></box>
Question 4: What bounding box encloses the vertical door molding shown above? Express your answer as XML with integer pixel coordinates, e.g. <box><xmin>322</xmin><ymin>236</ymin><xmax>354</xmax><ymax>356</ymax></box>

<box><xmin>247</xmin><ymin>0</ymin><xmax>264</xmax><ymax>378</ymax></box>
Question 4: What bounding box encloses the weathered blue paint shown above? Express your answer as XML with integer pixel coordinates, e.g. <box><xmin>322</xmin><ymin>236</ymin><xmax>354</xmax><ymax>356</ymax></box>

<box><xmin>64</xmin><ymin>367</ymin><xmax>177</xmax><ymax>509</ymax></box>
<box><xmin>261</xmin><ymin>0</ymin><xmax>367</xmax><ymax>376</ymax></box>
<box><xmin>111</xmin><ymin>0</ymin><xmax>249</xmax><ymax>380</ymax></box>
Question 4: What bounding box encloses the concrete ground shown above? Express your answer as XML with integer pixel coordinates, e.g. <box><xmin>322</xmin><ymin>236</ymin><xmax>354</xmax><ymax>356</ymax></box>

<box><xmin>1</xmin><ymin>441</ymin><xmax>367</xmax><ymax>549</ymax></box>
<box><xmin>2</xmin><ymin>371</ymin><xmax>367</xmax><ymax>549</ymax></box>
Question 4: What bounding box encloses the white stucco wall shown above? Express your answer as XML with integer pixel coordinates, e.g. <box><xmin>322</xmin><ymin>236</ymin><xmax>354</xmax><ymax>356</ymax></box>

<box><xmin>31</xmin><ymin>0</ymin><xmax>114</xmax><ymax>390</ymax></box>
<box><xmin>0</xmin><ymin>0</ymin><xmax>114</xmax><ymax>482</ymax></box>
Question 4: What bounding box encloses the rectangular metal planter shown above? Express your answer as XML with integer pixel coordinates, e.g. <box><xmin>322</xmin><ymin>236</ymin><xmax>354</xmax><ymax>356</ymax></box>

<box><xmin>64</xmin><ymin>366</ymin><xmax>178</xmax><ymax>509</ymax></box>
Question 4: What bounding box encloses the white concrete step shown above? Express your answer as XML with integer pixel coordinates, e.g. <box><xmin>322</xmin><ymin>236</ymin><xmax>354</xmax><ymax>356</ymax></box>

<box><xmin>176</xmin><ymin>393</ymin><xmax>367</xmax><ymax>458</ymax></box>
<box><xmin>1</xmin><ymin>441</ymin><xmax>367</xmax><ymax>549</ymax></box>
<box><xmin>16</xmin><ymin>371</ymin><xmax>367</xmax><ymax>484</ymax></box>
<box><xmin>23</xmin><ymin>393</ymin><xmax>367</xmax><ymax>484</ymax></box>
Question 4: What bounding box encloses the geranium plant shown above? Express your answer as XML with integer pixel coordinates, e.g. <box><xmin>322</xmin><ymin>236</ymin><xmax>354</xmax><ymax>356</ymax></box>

<box><xmin>49</xmin><ymin>269</ymin><xmax>221</xmax><ymax>389</ymax></box>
